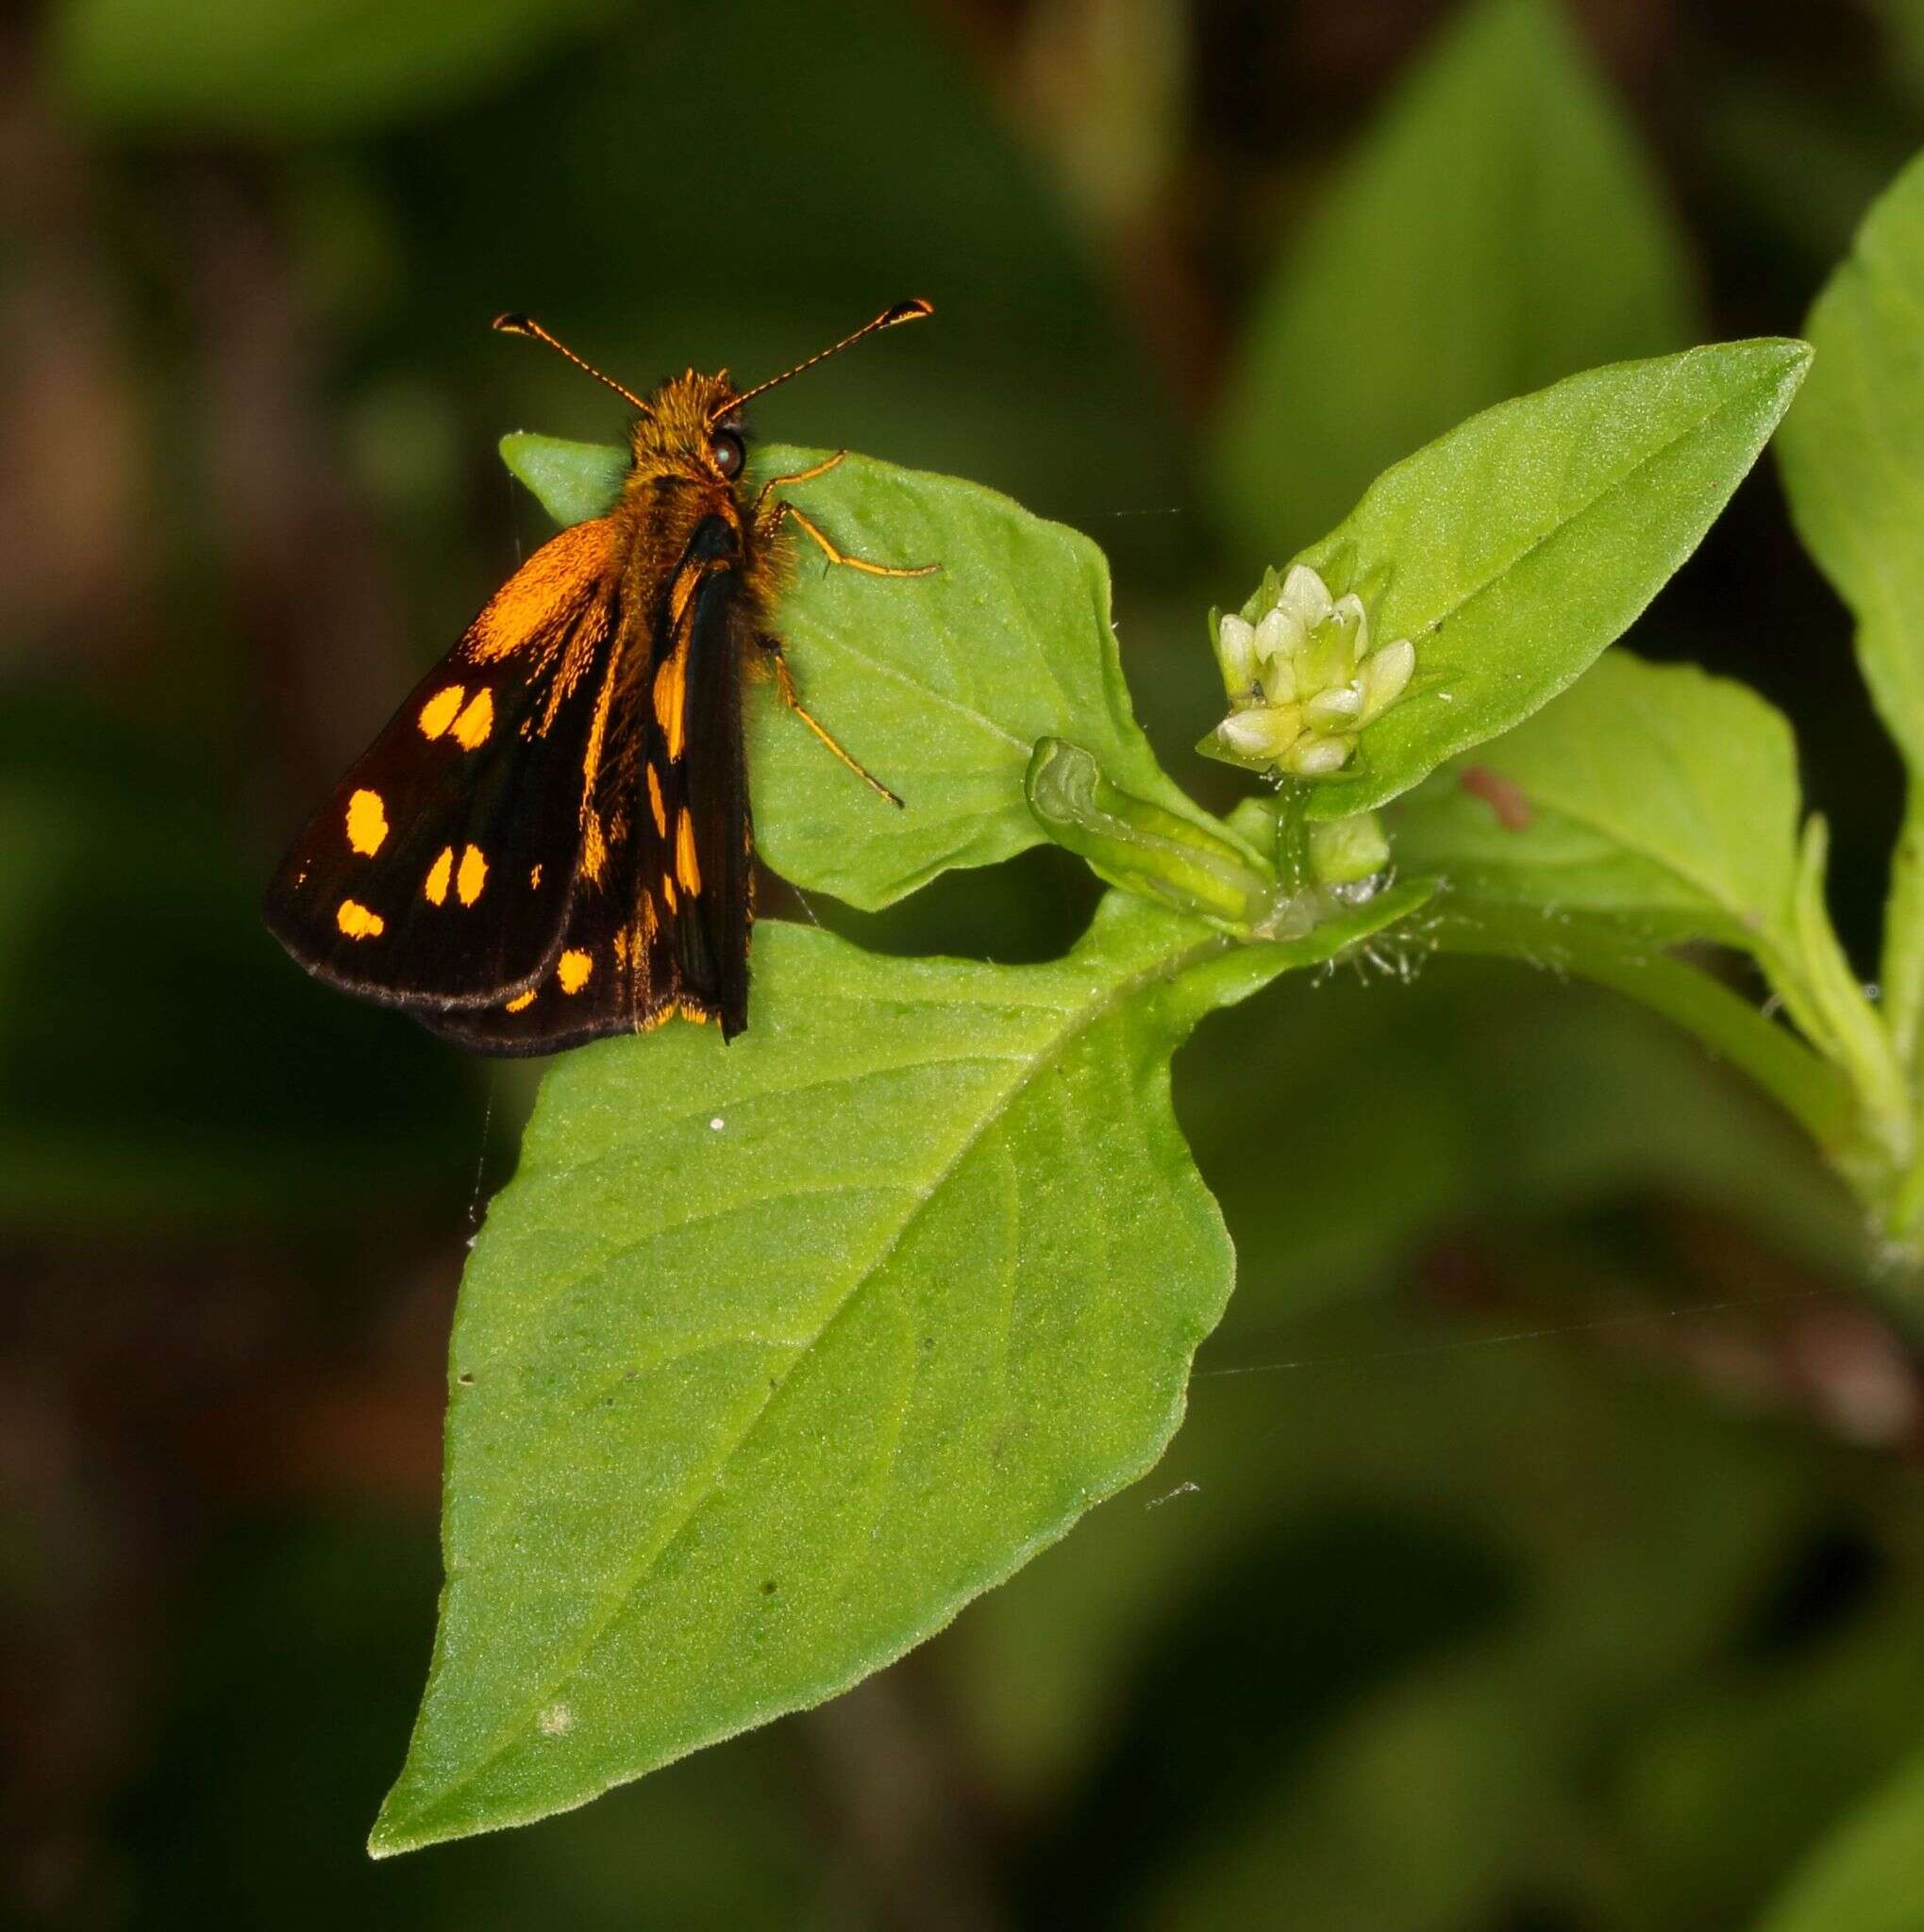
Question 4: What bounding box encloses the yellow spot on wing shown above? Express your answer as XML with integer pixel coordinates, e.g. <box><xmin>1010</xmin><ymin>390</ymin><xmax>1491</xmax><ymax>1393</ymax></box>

<box><xmin>505</xmin><ymin>990</ymin><xmax>536</xmax><ymax>1013</ymax></box>
<box><xmin>582</xmin><ymin>809</ymin><xmax>608</xmax><ymax>883</ymax></box>
<box><xmin>653</xmin><ymin>638</ymin><xmax>689</xmax><ymax>759</ymax></box>
<box><xmin>661</xmin><ymin>874</ymin><xmax>678</xmax><ymax>913</ymax></box>
<box><xmin>529</xmin><ymin>864</ymin><xmax>543</xmax><ymax>889</ymax></box>
<box><xmin>336</xmin><ymin>898</ymin><xmax>384</xmax><ymax>939</ymax></box>
<box><xmin>646</xmin><ymin>764</ymin><xmax>667</xmax><ymax>837</ymax></box>
<box><xmin>675</xmin><ymin>808</ymin><xmax>702</xmax><ymax>895</ymax></box>
<box><xmin>425</xmin><ymin>846</ymin><xmax>453</xmax><ymax>905</ymax></box>
<box><xmin>457</xmin><ymin>844</ymin><xmax>488</xmax><ymax>906</ymax></box>
<box><xmin>345</xmin><ymin>788</ymin><xmax>387</xmax><ymax>856</ymax></box>
<box><xmin>451</xmin><ymin>688</ymin><xmax>494</xmax><ymax>750</ymax></box>
<box><xmin>419</xmin><ymin>685</ymin><xmax>464</xmax><ymax>739</ymax></box>
<box><xmin>558</xmin><ymin>948</ymin><xmax>593</xmax><ymax>993</ymax></box>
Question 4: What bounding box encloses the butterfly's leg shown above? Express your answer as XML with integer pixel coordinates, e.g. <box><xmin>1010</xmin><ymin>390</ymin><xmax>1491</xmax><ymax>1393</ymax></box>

<box><xmin>750</xmin><ymin>450</ymin><xmax>847</xmax><ymax>518</ymax></box>
<box><xmin>757</xmin><ymin>635</ymin><xmax>904</xmax><ymax>808</ymax></box>
<box><xmin>763</xmin><ymin>496</ymin><xmax>939</xmax><ymax>579</ymax></box>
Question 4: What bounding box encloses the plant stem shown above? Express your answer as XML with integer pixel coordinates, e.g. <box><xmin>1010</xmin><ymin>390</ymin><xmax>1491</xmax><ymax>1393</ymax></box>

<box><xmin>1420</xmin><ymin>900</ymin><xmax>1861</xmax><ymax>1161</ymax></box>
<box><xmin>1881</xmin><ymin>789</ymin><xmax>1924</xmax><ymax>1076</ymax></box>
<box><xmin>1272</xmin><ymin>780</ymin><xmax>1314</xmax><ymax>894</ymax></box>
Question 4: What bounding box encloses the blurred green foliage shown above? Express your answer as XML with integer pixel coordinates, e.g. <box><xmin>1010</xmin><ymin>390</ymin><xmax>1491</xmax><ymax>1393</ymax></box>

<box><xmin>1210</xmin><ymin>0</ymin><xmax>1698</xmax><ymax>565</ymax></box>
<box><xmin>53</xmin><ymin>0</ymin><xmax>624</xmax><ymax>137</ymax></box>
<box><xmin>14</xmin><ymin>0</ymin><xmax>1924</xmax><ymax>1925</ymax></box>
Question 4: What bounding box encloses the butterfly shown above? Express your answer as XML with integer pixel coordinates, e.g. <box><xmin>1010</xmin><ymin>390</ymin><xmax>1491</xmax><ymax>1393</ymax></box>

<box><xmin>264</xmin><ymin>300</ymin><xmax>933</xmax><ymax>1054</ymax></box>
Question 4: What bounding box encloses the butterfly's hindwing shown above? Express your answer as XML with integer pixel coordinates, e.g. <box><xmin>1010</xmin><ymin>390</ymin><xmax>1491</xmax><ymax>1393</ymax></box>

<box><xmin>411</xmin><ymin>879</ymin><xmax>635</xmax><ymax>1054</ymax></box>
<box><xmin>263</xmin><ymin>517</ymin><xmax>627</xmax><ymax>1008</ymax></box>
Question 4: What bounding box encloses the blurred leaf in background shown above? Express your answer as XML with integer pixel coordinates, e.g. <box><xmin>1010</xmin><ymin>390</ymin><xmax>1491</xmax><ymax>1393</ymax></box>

<box><xmin>52</xmin><ymin>0</ymin><xmax>627</xmax><ymax>138</ymax></box>
<box><xmin>371</xmin><ymin>0</ymin><xmax>1179</xmax><ymax>524</ymax></box>
<box><xmin>1211</xmin><ymin>0</ymin><xmax>1698</xmax><ymax>565</ymax></box>
<box><xmin>0</xmin><ymin>692</ymin><xmax>471</xmax><ymax>1234</ymax></box>
<box><xmin>1754</xmin><ymin>1740</ymin><xmax>1924</xmax><ymax>1932</ymax></box>
<box><xmin>110</xmin><ymin>1513</ymin><xmax>818</xmax><ymax>1929</ymax></box>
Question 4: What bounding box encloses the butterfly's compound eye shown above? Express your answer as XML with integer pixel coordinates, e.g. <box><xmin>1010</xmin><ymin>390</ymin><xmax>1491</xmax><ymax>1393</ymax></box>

<box><xmin>710</xmin><ymin>429</ymin><xmax>745</xmax><ymax>478</ymax></box>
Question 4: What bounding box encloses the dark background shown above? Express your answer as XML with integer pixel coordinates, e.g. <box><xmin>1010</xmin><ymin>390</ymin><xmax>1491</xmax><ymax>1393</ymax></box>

<box><xmin>8</xmin><ymin>0</ymin><xmax>1924</xmax><ymax>1925</ymax></box>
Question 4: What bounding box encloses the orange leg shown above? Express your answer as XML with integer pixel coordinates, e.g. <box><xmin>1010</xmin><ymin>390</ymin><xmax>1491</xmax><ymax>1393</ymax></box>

<box><xmin>752</xmin><ymin>449</ymin><xmax>849</xmax><ymax>520</ymax></box>
<box><xmin>753</xmin><ymin>450</ymin><xmax>939</xmax><ymax>575</ymax></box>
<box><xmin>768</xmin><ymin>497</ymin><xmax>940</xmax><ymax>579</ymax></box>
<box><xmin>759</xmin><ymin>638</ymin><xmax>904</xmax><ymax>808</ymax></box>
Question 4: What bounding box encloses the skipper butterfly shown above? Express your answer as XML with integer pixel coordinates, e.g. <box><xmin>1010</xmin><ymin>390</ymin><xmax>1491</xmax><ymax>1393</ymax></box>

<box><xmin>265</xmin><ymin>300</ymin><xmax>933</xmax><ymax>1052</ymax></box>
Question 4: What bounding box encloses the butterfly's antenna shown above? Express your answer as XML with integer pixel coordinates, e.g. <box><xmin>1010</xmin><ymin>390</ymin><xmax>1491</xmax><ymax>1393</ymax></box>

<box><xmin>714</xmin><ymin>298</ymin><xmax>932</xmax><ymax>421</ymax></box>
<box><xmin>493</xmin><ymin>313</ymin><xmax>652</xmax><ymax>415</ymax></box>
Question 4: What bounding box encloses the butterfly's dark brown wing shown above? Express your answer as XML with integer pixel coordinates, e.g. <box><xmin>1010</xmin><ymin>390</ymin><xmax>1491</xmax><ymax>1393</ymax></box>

<box><xmin>417</xmin><ymin>524</ymin><xmax>757</xmax><ymax>1053</ymax></box>
<box><xmin>264</xmin><ymin>515</ymin><xmax>631</xmax><ymax>1008</ymax></box>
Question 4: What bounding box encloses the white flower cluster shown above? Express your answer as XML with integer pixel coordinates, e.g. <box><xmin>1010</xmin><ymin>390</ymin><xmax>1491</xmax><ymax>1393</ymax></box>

<box><xmin>1208</xmin><ymin>564</ymin><xmax>1414</xmax><ymax>778</ymax></box>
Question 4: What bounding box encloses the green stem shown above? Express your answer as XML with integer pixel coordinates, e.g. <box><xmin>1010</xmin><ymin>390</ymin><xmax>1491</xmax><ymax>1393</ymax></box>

<box><xmin>1272</xmin><ymin>781</ymin><xmax>1314</xmax><ymax>895</ymax></box>
<box><xmin>1881</xmin><ymin>788</ymin><xmax>1924</xmax><ymax>1075</ymax></box>
<box><xmin>1793</xmin><ymin>817</ymin><xmax>1913</xmax><ymax>1176</ymax></box>
<box><xmin>1421</xmin><ymin>900</ymin><xmax>1861</xmax><ymax>1162</ymax></box>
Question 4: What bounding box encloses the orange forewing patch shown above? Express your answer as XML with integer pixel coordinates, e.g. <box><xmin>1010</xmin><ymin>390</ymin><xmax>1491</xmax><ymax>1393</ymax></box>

<box><xmin>464</xmin><ymin>517</ymin><xmax>624</xmax><ymax>663</ymax></box>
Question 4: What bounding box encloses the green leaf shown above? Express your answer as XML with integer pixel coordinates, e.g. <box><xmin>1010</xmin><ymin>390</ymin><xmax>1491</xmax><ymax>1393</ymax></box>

<box><xmin>1393</xmin><ymin>786</ymin><xmax>1734</xmax><ymax>944</ymax></box>
<box><xmin>1386</xmin><ymin>644</ymin><xmax>1860</xmax><ymax>1139</ymax></box>
<box><xmin>497</xmin><ymin>432</ymin><xmax>627</xmax><ymax>531</ymax></box>
<box><xmin>1778</xmin><ymin>146</ymin><xmax>1924</xmax><ymax>765</ymax></box>
<box><xmin>499</xmin><ymin>433</ymin><xmax>1216</xmax><ymax>909</ymax></box>
<box><xmin>1212</xmin><ymin>0</ymin><xmax>1697</xmax><ymax>560</ymax></box>
<box><xmin>1754</xmin><ymin>1744</ymin><xmax>1924</xmax><ymax>1932</ymax></box>
<box><xmin>1394</xmin><ymin>652</ymin><xmax>1805</xmax><ymax>968</ymax></box>
<box><xmin>1285</xmin><ymin>340</ymin><xmax>1810</xmax><ymax>821</ymax></box>
<box><xmin>1778</xmin><ymin>143</ymin><xmax>1924</xmax><ymax>1064</ymax></box>
<box><xmin>371</xmin><ymin>884</ymin><xmax>1431</xmax><ymax>1854</ymax></box>
<box><xmin>1393</xmin><ymin>651</ymin><xmax>1909</xmax><ymax>1203</ymax></box>
<box><xmin>52</xmin><ymin>0</ymin><xmax>618</xmax><ymax>137</ymax></box>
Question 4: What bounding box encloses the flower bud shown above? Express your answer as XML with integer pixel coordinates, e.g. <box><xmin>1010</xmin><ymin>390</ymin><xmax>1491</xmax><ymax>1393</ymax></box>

<box><xmin>1199</xmin><ymin>563</ymin><xmax>1415</xmax><ymax>784</ymax></box>
<box><xmin>1278</xmin><ymin>563</ymin><xmax>1333</xmax><ymax>632</ymax></box>
<box><xmin>1215</xmin><ymin>704</ymin><xmax>1302</xmax><ymax>762</ymax></box>
<box><xmin>1330</xmin><ymin>592</ymin><xmax>1369</xmax><ymax>658</ymax></box>
<box><xmin>1215</xmin><ymin>612</ymin><xmax>1257</xmax><ymax>699</ymax></box>
<box><xmin>1362</xmin><ymin>638</ymin><xmax>1414</xmax><ymax>720</ymax></box>
<box><xmin>1303</xmin><ymin>683</ymin><xmax>1364</xmax><ymax>729</ymax></box>
<box><xmin>1252</xmin><ymin>606</ymin><xmax>1297</xmax><ymax>665</ymax></box>
<box><xmin>1284</xmin><ymin>734</ymin><xmax>1354</xmax><ymax>776</ymax></box>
